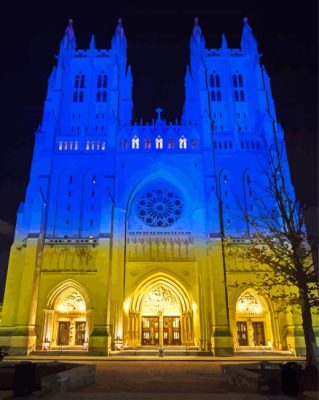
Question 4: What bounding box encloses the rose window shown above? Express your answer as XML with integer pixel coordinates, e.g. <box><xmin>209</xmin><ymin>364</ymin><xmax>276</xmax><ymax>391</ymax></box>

<box><xmin>136</xmin><ymin>188</ymin><xmax>183</xmax><ymax>227</ymax></box>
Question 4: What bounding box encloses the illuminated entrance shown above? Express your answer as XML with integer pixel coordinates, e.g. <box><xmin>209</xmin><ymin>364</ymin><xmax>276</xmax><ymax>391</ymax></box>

<box><xmin>42</xmin><ymin>281</ymin><xmax>91</xmax><ymax>351</ymax></box>
<box><xmin>141</xmin><ymin>286</ymin><xmax>181</xmax><ymax>346</ymax></box>
<box><xmin>235</xmin><ymin>291</ymin><xmax>272</xmax><ymax>349</ymax></box>
<box><xmin>126</xmin><ymin>274</ymin><xmax>193</xmax><ymax>347</ymax></box>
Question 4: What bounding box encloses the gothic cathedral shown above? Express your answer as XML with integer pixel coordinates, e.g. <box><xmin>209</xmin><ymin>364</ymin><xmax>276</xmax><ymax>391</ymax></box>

<box><xmin>0</xmin><ymin>18</ymin><xmax>314</xmax><ymax>356</ymax></box>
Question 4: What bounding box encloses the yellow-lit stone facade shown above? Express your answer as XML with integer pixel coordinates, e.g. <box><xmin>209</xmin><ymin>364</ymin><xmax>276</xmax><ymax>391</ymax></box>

<box><xmin>0</xmin><ymin>18</ymin><xmax>317</xmax><ymax>357</ymax></box>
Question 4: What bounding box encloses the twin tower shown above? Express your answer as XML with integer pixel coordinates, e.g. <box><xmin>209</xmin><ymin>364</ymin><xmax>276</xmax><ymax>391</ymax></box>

<box><xmin>0</xmin><ymin>17</ymin><xmax>303</xmax><ymax>357</ymax></box>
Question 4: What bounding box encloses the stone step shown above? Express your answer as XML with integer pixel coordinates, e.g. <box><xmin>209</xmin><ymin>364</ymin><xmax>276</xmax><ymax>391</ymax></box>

<box><xmin>110</xmin><ymin>349</ymin><xmax>211</xmax><ymax>357</ymax></box>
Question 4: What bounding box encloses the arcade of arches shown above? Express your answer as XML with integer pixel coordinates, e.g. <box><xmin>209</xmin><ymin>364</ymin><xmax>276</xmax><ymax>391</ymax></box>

<box><xmin>40</xmin><ymin>278</ymin><xmax>277</xmax><ymax>352</ymax></box>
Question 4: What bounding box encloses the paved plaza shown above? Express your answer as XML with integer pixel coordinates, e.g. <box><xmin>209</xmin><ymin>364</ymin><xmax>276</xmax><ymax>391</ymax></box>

<box><xmin>0</xmin><ymin>359</ymin><xmax>317</xmax><ymax>399</ymax></box>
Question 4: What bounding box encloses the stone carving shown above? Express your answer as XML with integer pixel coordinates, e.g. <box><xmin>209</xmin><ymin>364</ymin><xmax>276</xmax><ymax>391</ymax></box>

<box><xmin>142</xmin><ymin>286</ymin><xmax>180</xmax><ymax>315</ymax></box>
<box><xmin>127</xmin><ymin>233</ymin><xmax>194</xmax><ymax>261</ymax></box>
<box><xmin>236</xmin><ymin>292</ymin><xmax>263</xmax><ymax>315</ymax></box>
<box><xmin>41</xmin><ymin>245</ymin><xmax>96</xmax><ymax>271</ymax></box>
<box><xmin>55</xmin><ymin>292</ymin><xmax>86</xmax><ymax>313</ymax></box>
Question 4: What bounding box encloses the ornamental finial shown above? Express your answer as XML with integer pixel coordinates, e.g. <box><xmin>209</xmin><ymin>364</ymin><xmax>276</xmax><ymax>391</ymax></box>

<box><xmin>60</xmin><ymin>18</ymin><xmax>76</xmax><ymax>51</ymax></box>
<box><xmin>116</xmin><ymin>18</ymin><xmax>125</xmax><ymax>39</ymax></box>
<box><xmin>192</xmin><ymin>17</ymin><xmax>202</xmax><ymax>42</ymax></box>
<box><xmin>155</xmin><ymin>107</ymin><xmax>163</xmax><ymax>120</ymax></box>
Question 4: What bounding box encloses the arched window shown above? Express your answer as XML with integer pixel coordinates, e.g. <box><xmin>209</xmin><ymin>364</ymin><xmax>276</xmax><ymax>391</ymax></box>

<box><xmin>179</xmin><ymin>136</ymin><xmax>187</xmax><ymax>149</ymax></box>
<box><xmin>73</xmin><ymin>73</ymin><xmax>85</xmax><ymax>102</ymax></box>
<box><xmin>80</xmin><ymin>75</ymin><xmax>85</xmax><ymax>88</ymax></box>
<box><xmin>75</xmin><ymin>75</ymin><xmax>80</xmax><ymax>88</ymax></box>
<box><xmin>144</xmin><ymin>138</ymin><xmax>151</xmax><ymax>149</ymax></box>
<box><xmin>132</xmin><ymin>136</ymin><xmax>139</xmax><ymax>149</ymax></box>
<box><xmin>168</xmin><ymin>139</ymin><xmax>175</xmax><ymax>149</ymax></box>
<box><xmin>238</xmin><ymin>74</ymin><xmax>243</xmax><ymax>87</ymax></box>
<box><xmin>103</xmin><ymin>75</ymin><xmax>107</xmax><ymax>88</ymax></box>
<box><xmin>97</xmin><ymin>73</ymin><xmax>107</xmax><ymax>102</ymax></box>
<box><xmin>233</xmin><ymin>72</ymin><xmax>245</xmax><ymax>102</ymax></box>
<box><xmin>155</xmin><ymin>136</ymin><xmax>163</xmax><ymax>149</ymax></box>
<box><xmin>210</xmin><ymin>72</ymin><xmax>222</xmax><ymax>102</ymax></box>
<box><xmin>232</xmin><ymin>74</ymin><xmax>238</xmax><ymax>87</ymax></box>
<box><xmin>97</xmin><ymin>75</ymin><xmax>102</xmax><ymax>88</ymax></box>
<box><xmin>120</xmin><ymin>139</ymin><xmax>128</xmax><ymax>149</ymax></box>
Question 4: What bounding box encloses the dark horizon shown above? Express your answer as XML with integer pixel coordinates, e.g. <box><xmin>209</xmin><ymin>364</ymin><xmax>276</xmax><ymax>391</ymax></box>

<box><xmin>0</xmin><ymin>0</ymin><xmax>317</xmax><ymax>299</ymax></box>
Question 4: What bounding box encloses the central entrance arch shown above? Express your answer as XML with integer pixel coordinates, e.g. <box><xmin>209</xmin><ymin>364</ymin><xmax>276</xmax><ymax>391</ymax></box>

<box><xmin>126</xmin><ymin>273</ymin><xmax>194</xmax><ymax>347</ymax></box>
<box><xmin>141</xmin><ymin>285</ymin><xmax>182</xmax><ymax>345</ymax></box>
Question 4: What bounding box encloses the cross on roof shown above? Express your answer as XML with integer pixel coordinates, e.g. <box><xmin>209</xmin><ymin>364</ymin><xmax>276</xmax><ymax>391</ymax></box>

<box><xmin>155</xmin><ymin>107</ymin><xmax>163</xmax><ymax>120</ymax></box>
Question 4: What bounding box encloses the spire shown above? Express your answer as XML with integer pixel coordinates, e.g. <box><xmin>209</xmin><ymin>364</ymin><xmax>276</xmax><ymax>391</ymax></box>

<box><xmin>60</xmin><ymin>19</ymin><xmax>76</xmax><ymax>52</ymax></box>
<box><xmin>111</xmin><ymin>18</ymin><xmax>127</xmax><ymax>52</ymax></box>
<box><xmin>190</xmin><ymin>17</ymin><xmax>205</xmax><ymax>56</ymax></box>
<box><xmin>192</xmin><ymin>17</ymin><xmax>202</xmax><ymax>43</ymax></box>
<box><xmin>221</xmin><ymin>34</ymin><xmax>228</xmax><ymax>50</ymax></box>
<box><xmin>241</xmin><ymin>17</ymin><xmax>258</xmax><ymax>55</ymax></box>
<box><xmin>89</xmin><ymin>35</ymin><xmax>96</xmax><ymax>50</ymax></box>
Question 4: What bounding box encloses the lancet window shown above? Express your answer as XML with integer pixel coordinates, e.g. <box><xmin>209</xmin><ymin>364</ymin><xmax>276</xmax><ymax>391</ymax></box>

<box><xmin>120</xmin><ymin>139</ymin><xmax>128</xmax><ymax>149</ymax></box>
<box><xmin>132</xmin><ymin>136</ymin><xmax>139</xmax><ymax>149</ymax></box>
<box><xmin>144</xmin><ymin>138</ymin><xmax>151</xmax><ymax>149</ymax></box>
<box><xmin>179</xmin><ymin>136</ymin><xmax>187</xmax><ymax>149</ymax></box>
<box><xmin>210</xmin><ymin>73</ymin><xmax>222</xmax><ymax>102</ymax></box>
<box><xmin>167</xmin><ymin>139</ymin><xmax>175</xmax><ymax>149</ymax></box>
<box><xmin>233</xmin><ymin>72</ymin><xmax>245</xmax><ymax>102</ymax></box>
<box><xmin>73</xmin><ymin>73</ymin><xmax>85</xmax><ymax>103</ymax></box>
<box><xmin>155</xmin><ymin>136</ymin><xmax>163</xmax><ymax>149</ymax></box>
<box><xmin>96</xmin><ymin>73</ymin><xmax>107</xmax><ymax>102</ymax></box>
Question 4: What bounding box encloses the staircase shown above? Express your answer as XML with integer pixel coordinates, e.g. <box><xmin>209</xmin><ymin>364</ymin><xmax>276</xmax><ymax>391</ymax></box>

<box><xmin>110</xmin><ymin>345</ymin><xmax>212</xmax><ymax>357</ymax></box>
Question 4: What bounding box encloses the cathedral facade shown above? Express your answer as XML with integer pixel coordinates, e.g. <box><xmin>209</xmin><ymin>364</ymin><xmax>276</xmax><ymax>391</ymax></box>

<box><xmin>0</xmin><ymin>18</ymin><xmax>312</xmax><ymax>356</ymax></box>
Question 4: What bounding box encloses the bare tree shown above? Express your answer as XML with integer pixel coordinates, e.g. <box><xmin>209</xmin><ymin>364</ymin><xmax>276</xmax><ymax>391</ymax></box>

<box><xmin>238</xmin><ymin>131</ymin><xmax>318</xmax><ymax>368</ymax></box>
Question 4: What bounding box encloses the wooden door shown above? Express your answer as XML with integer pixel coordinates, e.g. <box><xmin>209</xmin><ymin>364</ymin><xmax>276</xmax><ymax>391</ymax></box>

<box><xmin>236</xmin><ymin>321</ymin><xmax>248</xmax><ymax>346</ymax></box>
<box><xmin>163</xmin><ymin>317</ymin><xmax>181</xmax><ymax>345</ymax></box>
<box><xmin>142</xmin><ymin>317</ymin><xmax>159</xmax><ymax>345</ymax></box>
<box><xmin>75</xmin><ymin>321</ymin><xmax>86</xmax><ymax>345</ymax></box>
<box><xmin>252</xmin><ymin>322</ymin><xmax>265</xmax><ymax>346</ymax></box>
<box><xmin>58</xmin><ymin>322</ymin><xmax>70</xmax><ymax>345</ymax></box>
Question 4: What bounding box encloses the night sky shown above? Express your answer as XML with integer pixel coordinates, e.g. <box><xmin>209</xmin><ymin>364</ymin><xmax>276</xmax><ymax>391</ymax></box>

<box><xmin>0</xmin><ymin>0</ymin><xmax>317</xmax><ymax>299</ymax></box>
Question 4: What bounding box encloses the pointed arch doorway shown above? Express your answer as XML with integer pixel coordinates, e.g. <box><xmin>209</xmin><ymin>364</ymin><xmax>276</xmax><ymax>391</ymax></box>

<box><xmin>235</xmin><ymin>290</ymin><xmax>274</xmax><ymax>349</ymax></box>
<box><xmin>42</xmin><ymin>280</ymin><xmax>91</xmax><ymax>351</ymax></box>
<box><xmin>127</xmin><ymin>274</ymin><xmax>194</xmax><ymax>347</ymax></box>
<box><xmin>141</xmin><ymin>285</ymin><xmax>182</xmax><ymax>346</ymax></box>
